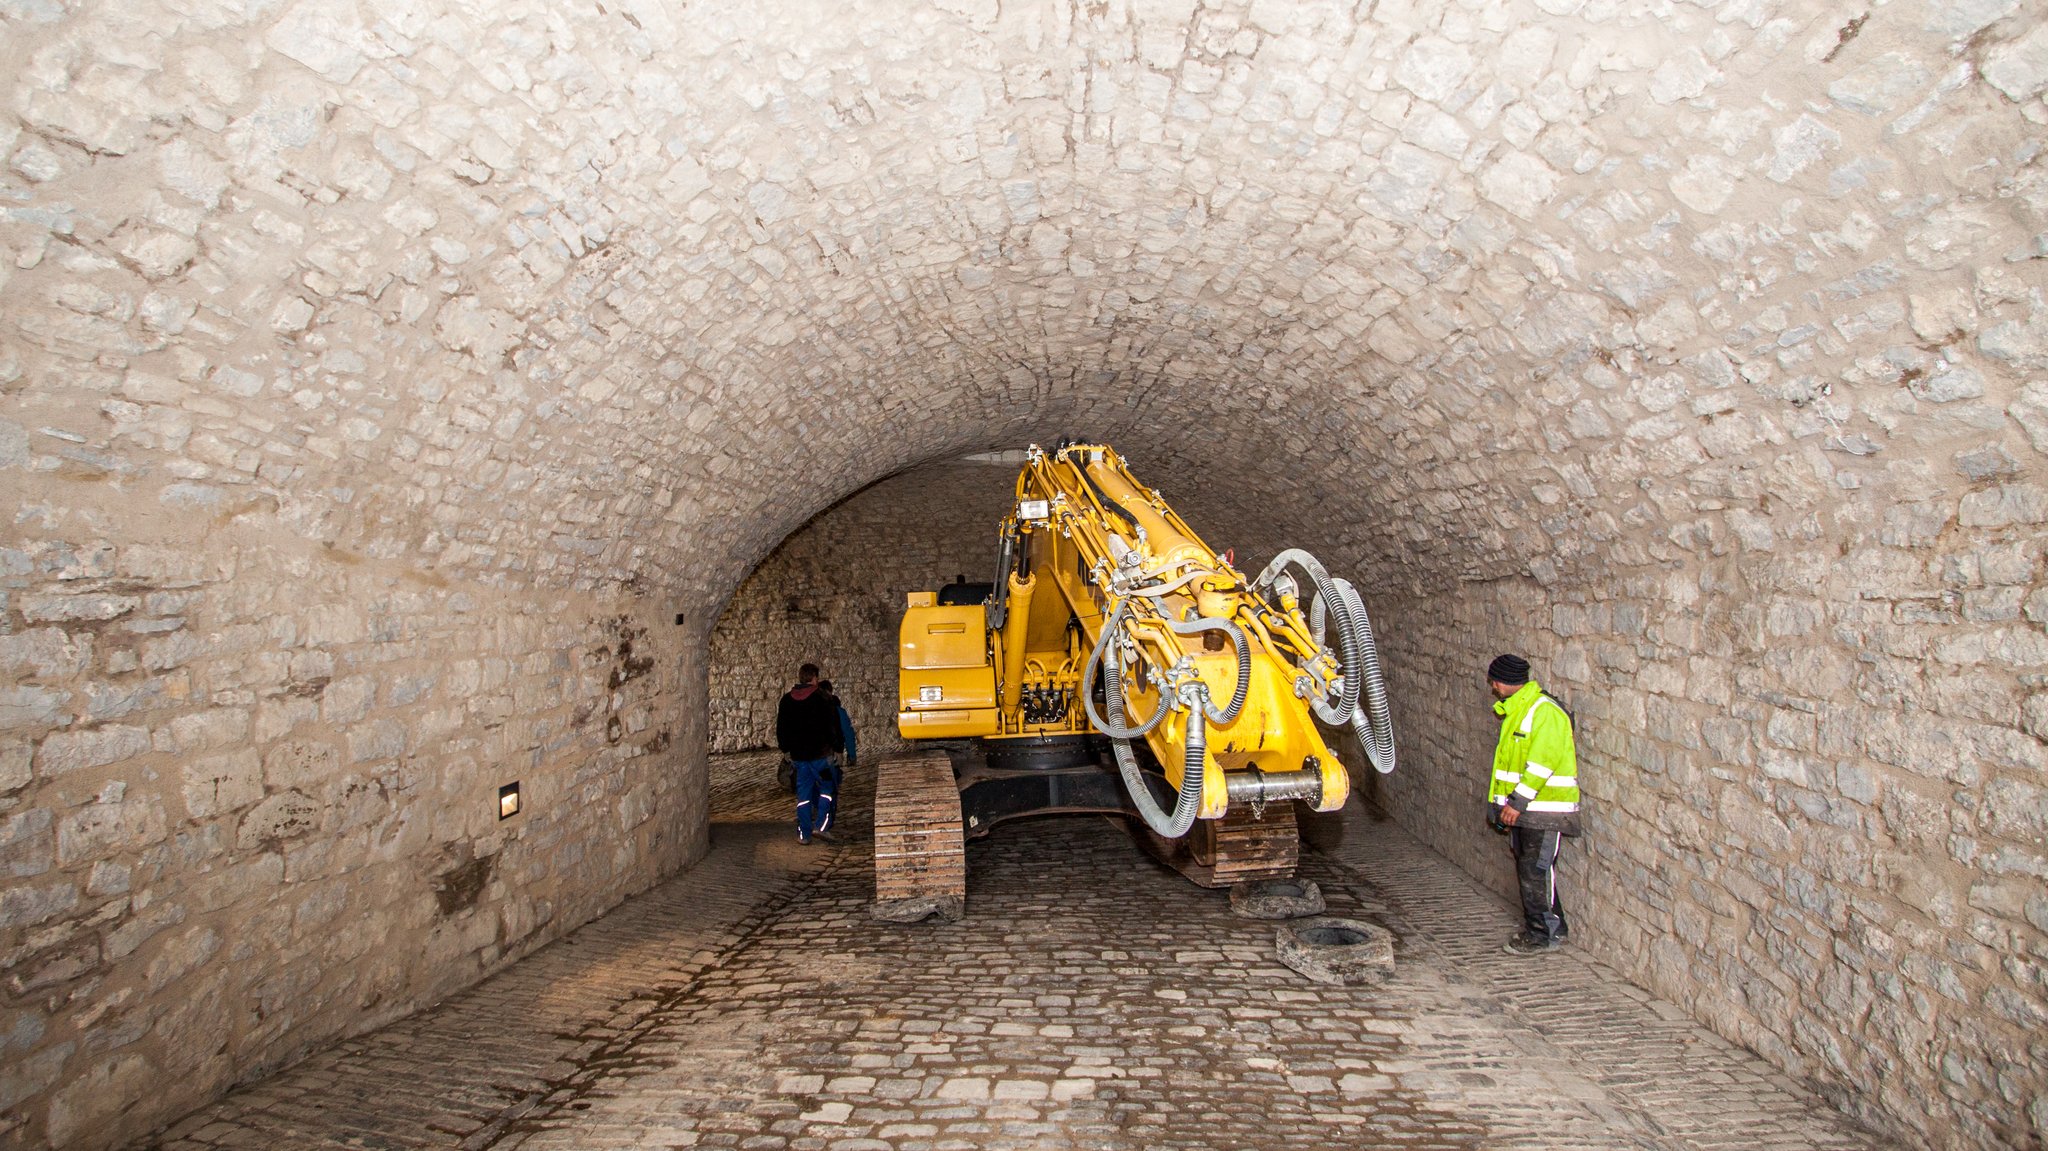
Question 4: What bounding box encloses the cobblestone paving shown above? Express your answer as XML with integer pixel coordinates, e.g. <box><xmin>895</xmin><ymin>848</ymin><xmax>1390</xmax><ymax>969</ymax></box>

<box><xmin>710</xmin><ymin>750</ymin><xmax>797</xmax><ymax>825</ymax></box>
<box><xmin>144</xmin><ymin>769</ymin><xmax>1896</xmax><ymax>1151</ymax></box>
<box><xmin>1301</xmin><ymin>810</ymin><xmax>1897</xmax><ymax>1151</ymax></box>
<box><xmin>144</xmin><ymin>823</ymin><xmax>831</xmax><ymax>1150</ymax></box>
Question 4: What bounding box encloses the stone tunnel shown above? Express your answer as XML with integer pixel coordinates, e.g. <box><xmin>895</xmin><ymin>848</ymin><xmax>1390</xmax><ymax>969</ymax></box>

<box><xmin>1</xmin><ymin>0</ymin><xmax>2045</xmax><ymax>1148</ymax></box>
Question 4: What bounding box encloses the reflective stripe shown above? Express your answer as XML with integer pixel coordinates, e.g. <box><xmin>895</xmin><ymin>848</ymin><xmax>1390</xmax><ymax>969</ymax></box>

<box><xmin>1518</xmin><ymin>694</ymin><xmax>1564</xmax><ymax>736</ymax></box>
<box><xmin>1497</xmin><ymin>690</ymin><xmax>1578</xmax><ymax>809</ymax></box>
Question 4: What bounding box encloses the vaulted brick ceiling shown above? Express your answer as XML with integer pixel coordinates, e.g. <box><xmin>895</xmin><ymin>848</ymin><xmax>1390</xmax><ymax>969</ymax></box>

<box><xmin>5</xmin><ymin>0</ymin><xmax>2040</xmax><ymax>606</ymax></box>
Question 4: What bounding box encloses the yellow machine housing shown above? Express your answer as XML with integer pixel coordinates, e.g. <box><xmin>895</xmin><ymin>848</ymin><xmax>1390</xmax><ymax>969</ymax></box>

<box><xmin>898</xmin><ymin>444</ymin><xmax>1380</xmax><ymax>828</ymax></box>
<box><xmin>895</xmin><ymin>592</ymin><xmax>998</xmax><ymax>738</ymax></box>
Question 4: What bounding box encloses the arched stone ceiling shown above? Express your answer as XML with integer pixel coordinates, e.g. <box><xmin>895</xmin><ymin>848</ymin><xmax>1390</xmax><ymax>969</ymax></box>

<box><xmin>2</xmin><ymin>0</ymin><xmax>2043</xmax><ymax>605</ymax></box>
<box><xmin>4</xmin><ymin>6</ymin><xmax>2047</xmax><ymax>1147</ymax></box>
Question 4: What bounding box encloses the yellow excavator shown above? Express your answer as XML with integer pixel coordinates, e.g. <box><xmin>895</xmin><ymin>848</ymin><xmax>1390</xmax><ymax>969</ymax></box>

<box><xmin>873</xmin><ymin>443</ymin><xmax>1395</xmax><ymax>922</ymax></box>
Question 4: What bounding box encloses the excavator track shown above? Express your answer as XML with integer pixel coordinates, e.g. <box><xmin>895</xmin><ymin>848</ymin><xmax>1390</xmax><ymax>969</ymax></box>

<box><xmin>1141</xmin><ymin>800</ymin><xmax>1301</xmax><ymax>889</ymax></box>
<box><xmin>871</xmin><ymin>754</ymin><xmax>967</xmax><ymax>923</ymax></box>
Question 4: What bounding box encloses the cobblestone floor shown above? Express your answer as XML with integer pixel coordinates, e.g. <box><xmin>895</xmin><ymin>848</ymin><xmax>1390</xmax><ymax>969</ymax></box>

<box><xmin>709</xmin><ymin>750</ymin><xmax>796</xmax><ymax>825</ymax></box>
<box><xmin>145</xmin><ymin>756</ymin><xmax>1896</xmax><ymax>1151</ymax></box>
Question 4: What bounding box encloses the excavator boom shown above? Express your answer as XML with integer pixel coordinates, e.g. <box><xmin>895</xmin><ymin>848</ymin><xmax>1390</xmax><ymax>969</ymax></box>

<box><xmin>876</xmin><ymin>443</ymin><xmax>1395</xmax><ymax>921</ymax></box>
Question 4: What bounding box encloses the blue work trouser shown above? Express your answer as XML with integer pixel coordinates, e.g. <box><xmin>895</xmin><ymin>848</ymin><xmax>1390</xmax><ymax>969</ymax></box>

<box><xmin>816</xmin><ymin>757</ymin><xmax>843</xmax><ymax>832</ymax></box>
<box><xmin>793</xmin><ymin>757</ymin><xmax>833</xmax><ymax>839</ymax></box>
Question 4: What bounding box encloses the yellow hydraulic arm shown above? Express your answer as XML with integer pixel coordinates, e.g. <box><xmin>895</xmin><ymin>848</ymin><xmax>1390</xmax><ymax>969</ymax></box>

<box><xmin>898</xmin><ymin>443</ymin><xmax>1396</xmax><ymax>841</ymax></box>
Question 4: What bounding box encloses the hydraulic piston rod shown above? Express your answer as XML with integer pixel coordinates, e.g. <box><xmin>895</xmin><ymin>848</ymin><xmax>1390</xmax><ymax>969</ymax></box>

<box><xmin>1223</xmin><ymin>767</ymin><xmax>1324</xmax><ymax>810</ymax></box>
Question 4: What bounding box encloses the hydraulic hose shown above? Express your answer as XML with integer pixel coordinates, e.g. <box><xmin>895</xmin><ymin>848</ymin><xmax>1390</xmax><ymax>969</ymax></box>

<box><xmin>1332</xmin><ymin>577</ymin><xmax>1397</xmax><ymax>775</ymax></box>
<box><xmin>1258</xmin><ymin>549</ymin><xmax>1396</xmax><ymax>772</ymax></box>
<box><xmin>1081</xmin><ymin>464</ymin><xmax>1142</xmax><ymax>533</ymax></box>
<box><xmin>1125</xmin><ymin>568</ymin><xmax>1210</xmax><ymax>598</ymax></box>
<box><xmin>1258</xmin><ymin>549</ymin><xmax>1362</xmax><ymax>725</ymax></box>
<box><xmin>1080</xmin><ymin>600</ymin><xmax>1205</xmax><ymax>838</ymax></box>
<box><xmin>1305</xmin><ymin>583</ymin><xmax>1366</xmax><ymax>722</ymax></box>
<box><xmin>1252</xmin><ymin>547</ymin><xmax>1332</xmax><ymax>598</ymax></box>
<box><xmin>1104</xmin><ymin>672</ymin><xmax>1205</xmax><ymax>839</ymax></box>
<box><xmin>1081</xmin><ymin>602</ymin><xmax>1168</xmax><ymax>741</ymax></box>
<box><xmin>1164</xmin><ymin>614</ymin><xmax>1252</xmax><ymax>724</ymax></box>
<box><xmin>1307</xmin><ymin>584</ymin><xmax>1333</xmax><ymax>647</ymax></box>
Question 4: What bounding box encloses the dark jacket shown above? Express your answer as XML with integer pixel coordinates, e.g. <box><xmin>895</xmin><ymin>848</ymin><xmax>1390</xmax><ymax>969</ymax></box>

<box><xmin>833</xmin><ymin>698</ymin><xmax>857</xmax><ymax>764</ymax></box>
<box><xmin>776</xmin><ymin>684</ymin><xmax>844</xmax><ymax>761</ymax></box>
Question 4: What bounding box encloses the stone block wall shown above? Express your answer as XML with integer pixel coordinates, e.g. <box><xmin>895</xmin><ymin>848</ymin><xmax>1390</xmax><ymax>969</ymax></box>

<box><xmin>1373</xmin><ymin>526</ymin><xmax>2046</xmax><ymax>1148</ymax></box>
<box><xmin>721</xmin><ymin>451</ymin><xmax>2045</xmax><ymax>1149</ymax></box>
<box><xmin>709</xmin><ymin>461</ymin><xmax>1018</xmax><ymax>761</ymax></box>
<box><xmin>0</xmin><ymin>508</ymin><xmax>704</xmax><ymax>1149</ymax></box>
<box><xmin>1</xmin><ymin>0</ymin><xmax>2044</xmax><ymax>1145</ymax></box>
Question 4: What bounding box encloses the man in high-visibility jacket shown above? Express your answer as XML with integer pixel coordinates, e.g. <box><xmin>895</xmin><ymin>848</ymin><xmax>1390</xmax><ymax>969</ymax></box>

<box><xmin>1486</xmin><ymin>654</ymin><xmax>1581</xmax><ymax>955</ymax></box>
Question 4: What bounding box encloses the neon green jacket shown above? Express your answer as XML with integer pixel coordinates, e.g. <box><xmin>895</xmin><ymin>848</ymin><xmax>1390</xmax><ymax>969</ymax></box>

<box><xmin>1489</xmin><ymin>681</ymin><xmax>1580</xmax><ymax>829</ymax></box>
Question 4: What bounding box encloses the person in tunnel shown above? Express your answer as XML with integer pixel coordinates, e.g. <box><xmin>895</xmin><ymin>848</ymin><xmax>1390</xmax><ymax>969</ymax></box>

<box><xmin>776</xmin><ymin>662</ymin><xmax>845</xmax><ymax>844</ymax></box>
<box><xmin>1486</xmin><ymin>654</ymin><xmax>1582</xmax><ymax>955</ymax></box>
<box><xmin>814</xmin><ymin>679</ymin><xmax>857</xmax><ymax>835</ymax></box>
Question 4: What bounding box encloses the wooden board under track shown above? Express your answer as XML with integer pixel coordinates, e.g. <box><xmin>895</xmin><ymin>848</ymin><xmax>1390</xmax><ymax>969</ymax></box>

<box><xmin>1140</xmin><ymin>800</ymin><xmax>1301</xmax><ymax>888</ymax></box>
<box><xmin>871</xmin><ymin>754</ymin><xmax>967</xmax><ymax>922</ymax></box>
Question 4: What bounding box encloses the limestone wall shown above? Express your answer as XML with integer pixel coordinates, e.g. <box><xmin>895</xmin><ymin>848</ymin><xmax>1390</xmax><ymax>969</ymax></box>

<box><xmin>709</xmin><ymin>461</ymin><xmax>1018</xmax><ymax>762</ymax></box>
<box><xmin>2</xmin><ymin>0</ymin><xmax>2045</xmax><ymax>1146</ymax></box>
<box><xmin>1374</xmin><ymin>536</ymin><xmax>2047</xmax><ymax>1148</ymax></box>
<box><xmin>0</xmin><ymin>495</ymin><xmax>704</xmax><ymax>1149</ymax></box>
<box><xmin>724</xmin><ymin>453</ymin><xmax>2047</xmax><ymax>1150</ymax></box>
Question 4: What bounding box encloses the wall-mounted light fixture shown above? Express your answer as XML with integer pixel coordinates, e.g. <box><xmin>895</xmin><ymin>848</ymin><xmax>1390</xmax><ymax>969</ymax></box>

<box><xmin>499</xmin><ymin>782</ymin><xmax>521</xmax><ymax>820</ymax></box>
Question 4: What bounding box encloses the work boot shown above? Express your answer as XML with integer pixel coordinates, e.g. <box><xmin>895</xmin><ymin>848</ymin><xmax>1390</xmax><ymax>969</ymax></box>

<box><xmin>1503</xmin><ymin>932</ymin><xmax>1561</xmax><ymax>955</ymax></box>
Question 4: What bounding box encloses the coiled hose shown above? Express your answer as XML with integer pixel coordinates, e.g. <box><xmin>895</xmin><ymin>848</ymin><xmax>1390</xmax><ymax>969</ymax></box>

<box><xmin>1255</xmin><ymin>549</ymin><xmax>1361</xmax><ymax>725</ymax></box>
<box><xmin>1331</xmin><ymin>577</ymin><xmax>1396</xmax><ymax>775</ymax></box>
<box><xmin>1106</xmin><ymin>640</ymin><xmax>1207</xmax><ymax>839</ymax></box>
<box><xmin>1081</xmin><ymin>601</ymin><xmax>1166</xmax><ymax>741</ymax></box>
<box><xmin>1260</xmin><ymin>550</ymin><xmax>1396</xmax><ymax>774</ymax></box>
<box><xmin>1082</xmin><ymin>601</ymin><xmax>1206</xmax><ymax>838</ymax></box>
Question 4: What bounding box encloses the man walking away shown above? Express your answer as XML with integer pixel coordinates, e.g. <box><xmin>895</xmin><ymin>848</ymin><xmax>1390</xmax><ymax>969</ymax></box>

<box><xmin>815</xmin><ymin>679</ymin><xmax>858</xmax><ymax>835</ymax></box>
<box><xmin>1485</xmin><ymin>654</ymin><xmax>1582</xmax><ymax>955</ymax></box>
<box><xmin>776</xmin><ymin>663</ymin><xmax>844</xmax><ymax>844</ymax></box>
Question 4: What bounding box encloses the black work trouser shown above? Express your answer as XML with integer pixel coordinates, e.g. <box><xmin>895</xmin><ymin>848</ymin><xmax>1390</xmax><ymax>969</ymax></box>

<box><xmin>1510</xmin><ymin>827</ymin><xmax>1568</xmax><ymax>942</ymax></box>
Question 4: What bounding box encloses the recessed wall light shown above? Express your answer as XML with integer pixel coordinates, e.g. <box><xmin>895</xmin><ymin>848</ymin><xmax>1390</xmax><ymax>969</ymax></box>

<box><xmin>499</xmin><ymin>782</ymin><xmax>521</xmax><ymax>820</ymax></box>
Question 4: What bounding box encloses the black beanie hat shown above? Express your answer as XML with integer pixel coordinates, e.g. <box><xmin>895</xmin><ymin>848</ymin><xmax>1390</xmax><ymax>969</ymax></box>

<box><xmin>1487</xmin><ymin>654</ymin><xmax>1531</xmax><ymax>685</ymax></box>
